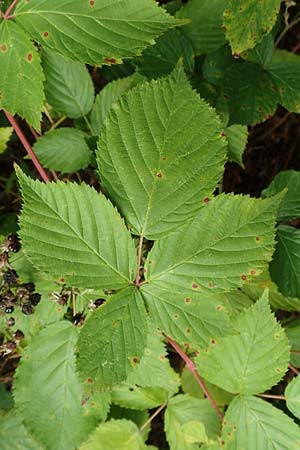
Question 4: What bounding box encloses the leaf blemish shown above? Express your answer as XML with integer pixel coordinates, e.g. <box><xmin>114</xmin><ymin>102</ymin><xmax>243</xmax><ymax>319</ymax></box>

<box><xmin>184</xmin><ymin>297</ymin><xmax>192</xmax><ymax>304</ymax></box>
<box><xmin>132</xmin><ymin>357</ymin><xmax>139</xmax><ymax>363</ymax></box>
<box><xmin>250</xmin><ymin>269</ymin><xmax>256</xmax><ymax>275</ymax></box>
<box><xmin>192</xmin><ymin>283</ymin><xmax>198</xmax><ymax>289</ymax></box>
<box><xmin>216</xmin><ymin>305</ymin><xmax>223</xmax><ymax>311</ymax></box>
<box><xmin>173</xmin><ymin>314</ymin><xmax>179</xmax><ymax>320</ymax></box>
<box><xmin>241</xmin><ymin>275</ymin><xmax>247</xmax><ymax>281</ymax></box>
<box><xmin>89</xmin><ymin>0</ymin><xmax>95</xmax><ymax>5</ymax></box>
<box><xmin>186</xmin><ymin>328</ymin><xmax>191</xmax><ymax>334</ymax></box>
<box><xmin>43</xmin><ymin>31</ymin><xmax>49</xmax><ymax>38</ymax></box>
<box><xmin>86</xmin><ymin>378</ymin><xmax>93</xmax><ymax>384</ymax></box>
<box><xmin>211</xmin><ymin>339</ymin><xmax>216</xmax><ymax>345</ymax></box>
<box><xmin>208</xmin><ymin>282</ymin><xmax>213</xmax><ymax>288</ymax></box>
<box><xmin>162</xmin><ymin>156</ymin><xmax>167</xmax><ymax>161</ymax></box>
<box><xmin>203</xmin><ymin>197</ymin><xmax>210</xmax><ymax>203</ymax></box>
<box><xmin>104</xmin><ymin>57</ymin><xmax>116</xmax><ymax>64</ymax></box>
<box><xmin>0</xmin><ymin>44</ymin><xmax>7</xmax><ymax>52</ymax></box>
<box><xmin>27</xmin><ymin>53</ymin><xmax>33</xmax><ymax>62</ymax></box>
<box><xmin>156</xmin><ymin>171</ymin><xmax>163</xmax><ymax>179</ymax></box>
<box><xmin>255</xmin><ymin>236</ymin><xmax>260</xmax><ymax>242</ymax></box>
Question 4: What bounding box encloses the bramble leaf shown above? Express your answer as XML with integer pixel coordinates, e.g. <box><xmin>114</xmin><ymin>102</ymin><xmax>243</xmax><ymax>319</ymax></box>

<box><xmin>195</xmin><ymin>293</ymin><xmax>290</xmax><ymax>395</ymax></box>
<box><xmin>79</xmin><ymin>419</ymin><xmax>146</xmax><ymax>450</ymax></box>
<box><xmin>14</xmin><ymin>321</ymin><xmax>88</xmax><ymax>450</ymax></box>
<box><xmin>270</xmin><ymin>225</ymin><xmax>300</xmax><ymax>298</ymax></box>
<box><xmin>77</xmin><ymin>287</ymin><xmax>147</xmax><ymax>387</ymax></box>
<box><xmin>42</xmin><ymin>48</ymin><xmax>94</xmax><ymax>119</ymax></box>
<box><xmin>0</xmin><ymin>412</ymin><xmax>42</xmax><ymax>450</ymax></box>
<box><xmin>285</xmin><ymin>376</ymin><xmax>300</xmax><ymax>420</ymax></box>
<box><xmin>15</xmin><ymin>0</ymin><xmax>184</xmax><ymax>65</ymax></box>
<box><xmin>97</xmin><ymin>65</ymin><xmax>226</xmax><ymax>239</ymax></box>
<box><xmin>177</xmin><ymin>0</ymin><xmax>227</xmax><ymax>54</ymax></box>
<box><xmin>0</xmin><ymin>127</ymin><xmax>13</xmax><ymax>154</ymax></box>
<box><xmin>225</xmin><ymin>124</ymin><xmax>248</xmax><ymax>168</ymax></box>
<box><xmin>144</xmin><ymin>193</ymin><xmax>281</xmax><ymax>296</ymax></box>
<box><xmin>221</xmin><ymin>396</ymin><xmax>300</xmax><ymax>449</ymax></box>
<box><xmin>0</xmin><ymin>21</ymin><xmax>44</xmax><ymax>130</ymax></box>
<box><xmin>33</xmin><ymin>128</ymin><xmax>92</xmax><ymax>173</ymax></box>
<box><xmin>17</xmin><ymin>167</ymin><xmax>136</xmax><ymax>290</ymax></box>
<box><xmin>223</xmin><ymin>0</ymin><xmax>281</xmax><ymax>54</ymax></box>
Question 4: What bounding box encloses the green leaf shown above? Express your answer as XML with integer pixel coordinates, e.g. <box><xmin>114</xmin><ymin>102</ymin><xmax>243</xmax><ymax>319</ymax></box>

<box><xmin>177</xmin><ymin>0</ymin><xmax>227</xmax><ymax>54</ymax></box>
<box><xmin>221</xmin><ymin>395</ymin><xmax>300</xmax><ymax>449</ymax></box>
<box><xmin>0</xmin><ymin>412</ymin><xmax>42</xmax><ymax>450</ymax></box>
<box><xmin>270</xmin><ymin>225</ymin><xmax>300</xmax><ymax>298</ymax></box>
<box><xmin>144</xmin><ymin>193</ymin><xmax>281</xmax><ymax>296</ymax></box>
<box><xmin>285</xmin><ymin>376</ymin><xmax>300</xmax><ymax>420</ymax></box>
<box><xmin>266</xmin><ymin>50</ymin><xmax>300</xmax><ymax>113</ymax></box>
<box><xmin>17</xmin><ymin>167</ymin><xmax>136</xmax><ymax>290</ymax></box>
<box><xmin>195</xmin><ymin>292</ymin><xmax>290</xmax><ymax>395</ymax></box>
<box><xmin>222</xmin><ymin>62</ymin><xmax>278</xmax><ymax>125</ymax></box>
<box><xmin>225</xmin><ymin>124</ymin><xmax>248</xmax><ymax>168</ymax></box>
<box><xmin>165</xmin><ymin>394</ymin><xmax>221</xmax><ymax>450</ymax></box>
<box><xmin>223</xmin><ymin>0</ymin><xmax>281</xmax><ymax>54</ymax></box>
<box><xmin>262</xmin><ymin>171</ymin><xmax>300</xmax><ymax>221</ymax></box>
<box><xmin>77</xmin><ymin>287</ymin><xmax>147</xmax><ymax>387</ymax></box>
<box><xmin>241</xmin><ymin>33</ymin><xmax>274</xmax><ymax>67</ymax></box>
<box><xmin>135</xmin><ymin>28</ymin><xmax>194</xmax><ymax>78</ymax></box>
<box><xmin>42</xmin><ymin>48</ymin><xmax>94</xmax><ymax>119</ymax></box>
<box><xmin>0</xmin><ymin>21</ymin><xmax>44</xmax><ymax>130</ymax></box>
<box><xmin>286</xmin><ymin>320</ymin><xmax>300</xmax><ymax>367</ymax></box>
<box><xmin>90</xmin><ymin>73</ymin><xmax>144</xmax><ymax>136</ymax></box>
<box><xmin>97</xmin><ymin>65</ymin><xmax>226</xmax><ymax>239</ymax></box>
<box><xmin>203</xmin><ymin>45</ymin><xmax>235</xmax><ymax>87</ymax></box>
<box><xmin>79</xmin><ymin>419</ymin><xmax>146</xmax><ymax>450</ymax></box>
<box><xmin>15</xmin><ymin>0</ymin><xmax>184</xmax><ymax>65</ymax></box>
<box><xmin>141</xmin><ymin>285</ymin><xmax>232</xmax><ymax>348</ymax></box>
<box><xmin>112</xmin><ymin>385</ymin><xmax>170</xmax><ymax>411</ymax></box>
<box><xmin>0</xmin><ymin>127</ymin><xmax>13</xmax><ymax>154</ymax></box>
<box><xmin>33</xmin><ymin>128</ymin><xmax>92</xmax><ymax>173</ymax></box>
<box><xmin>14</xmin><ymin>321</ymin><xmax>88</xmax><ymax>450</ymax></box>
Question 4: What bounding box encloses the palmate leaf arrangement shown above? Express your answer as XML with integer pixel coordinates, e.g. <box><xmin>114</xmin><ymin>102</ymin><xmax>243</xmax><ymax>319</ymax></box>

<box><xmin>1</xmin><ymin>0</ymin><xmax>300</xmax><ymax>449</ymax></box>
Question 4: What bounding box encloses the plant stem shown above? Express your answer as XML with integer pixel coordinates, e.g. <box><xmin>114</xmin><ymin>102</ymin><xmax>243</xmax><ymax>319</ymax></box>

<box><xmin>49</xmin><ymin>115</ymin><xmax>67</xmax><ymax>132</ymax></box>
<box><xmin>289</xmin><ymin>362</ymin><xmax>300</xmax><ymax>375</ymax></box>
<box><xmin>140</xmin><ymin>401</ymin><xmax>167</xmax><ymax>433</ymax></box>
<box><xmin>165</xmin><ymin>334</ymin><xmax>224</xmax><ymax>421</ymax></box>
<box><xmin>3</xmin><ymin>0</ymin><xmax>17</xmax><ymax>18</ymax></box>
<box><xmin>291</xmin><ymin>350</ymin><xmax>300</xmax><ymax>354</ymax></box>
<box><xmin>135</xmin><ymin>234</ymin><xmax>144</xmax><ymax>286</ymax></box>
<box><xmin>257</xmin><ymin>393</ymin><xmax>286</xmax><ymax>400</ymax></box>
<box><xmin>82</xmin><ymin>114</ymin><xmax>94</xmax><ymax>136</ymax></box>
<box><xmin>4</xmin><ymin>111</ymin><xmax>50</xmax><ymax>183</ymax></box>
<box><xmin>275</xmin><ymin>12</ymin><xmax>300</xmax><ymax>46</ymax></box>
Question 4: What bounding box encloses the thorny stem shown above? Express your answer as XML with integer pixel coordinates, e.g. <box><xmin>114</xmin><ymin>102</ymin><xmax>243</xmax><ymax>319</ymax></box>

<box><xmin>4</xmin><ymin>111</ymin><xmax>50</xmax><ymax>183</ymax></box>
<box><xmin>3</xmin><ymin>0</ymin><xmax>17</xmax><ymax>18</ymax></box>
<box><xmin>135</xmin><ymin>234</ymin><xmax>144</xmax><ymax>287</ymax></box>
<box><xmin>289</xmin><ymin>362</ymin><xmax>300</xmax><ymax>375</ymax></box>
<box><xmin>257</xmin><ymin>393</ymin><xmax>286</xmax><ymax>400</ymax></box>
<box><xmin>165</xmin><ymin>334</ymin><xmax>224</xmax><ymax>421</ymax></box>
<box><xmin>140</xmin><ymin>401</ymin><xmax>167</xmax><ymax>433</ymax></box>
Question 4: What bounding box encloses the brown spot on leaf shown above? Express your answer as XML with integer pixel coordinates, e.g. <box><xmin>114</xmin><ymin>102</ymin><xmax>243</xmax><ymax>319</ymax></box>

<box><xmin>211</xmin><ymin>339</ymin><xmax>216</xmax><ymax>345</ymax></box>
<box><xmin>255</xmin><ymin>236</ymin><xmax>260</xmax><ymax>242</ymax></box>
<box><xmin>43</xmin><ymin>31</ymin><xmax>49</xmax><ymax>38</ymax></box>
<box><xmin>208</xmin><ymin>282</ymin><xmax>213</xmax><ymax>288</ymax></box>
<box><xmin>250</xmin><ymin>269</ymin><xmax>256</xmax><ymax>276</ymax></box>
<box><xmin>89</xmin><ymin>0</ymin><xmax>95</xmax><ymax>4</ymax></box>
<box><xmin>203</xmin><ymin>197</ymin><xmax>210</xmax><ymax>203</ymax></box>
<box><xmin>132</xmin><ymin>357</ymin><xmax>139</xmax><ymax>364</ymax></box>
<box><xmin>104</xmin><ymin>57</ymin><xmax>116</xmax><ymax>64</ymax></box>
<box><xmin>162</xmin><ymin>156</ymin><xmax>167</xmax><ymax>161</ymax></box>
<box><xmin>156</xmin><ymin>171</ymin><xmax>163</xmax><ymax>179</ymax></box>
<box><xmin>27</xmin><ymin>53</ymin><xmax>33</xmax><ymax>62</ymax></box>
<box><xmin>192</xmin><ymin>283</ymin><xmax>199</xmax><ymax>289</ymax></box>
<box><xmin>186</xmin><ymin>328</ymin><xmax>191</xmax><ymax>334</ymax></box>
<box><xmin>60</xmin><ymin>277</ymin><xmax>65</xmax><ymax>283</ymax></box>
<box><xmin>185</xmin><ymin>297</ymin><xmax>191</xmax><ymax>304</ymax></box>
<box><xmin>241</xmin><ymin>275</ymin><xmax>247</xmax><ymax>281</ymax></box>
<box><xmin>0</xmin><ymin>44</ymin><xmax>7</xmax><ymax>52</ymax></box>
<box><xmin>87</xmin><ymin>378</ymin><xmax>93</xmax><ymax>384</ymax></box>
<box><xmin>216</xmin><ymin>305</ymin><xmax>223</xmax><ymax>311</ymax></box>
<box><xmin>173</xmin><ymin>314</ymin><xmax>179</xmax><ymax>320</ymax></box>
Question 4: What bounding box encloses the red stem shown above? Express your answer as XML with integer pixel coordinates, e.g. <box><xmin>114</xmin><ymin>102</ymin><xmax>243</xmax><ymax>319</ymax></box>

<box><xmin>165</xmin><ymin>334</ymin><xmax>224</xmax><ymax>421</ymax></box>
<box><xmin>3</xmin><ymin>0</ymin><xmax>17</xmax><ymax>18</ymax></box>
<box><xmin>289</xmin><ymin>362</ymin><xmax>300</xmax><ymax>376</ymax></box>
<box><xmin>4</xmin><ymin>111</ymin><xmax>50</xmax><ymax>183</ymax></box>
<box><xmin>135</xmin><ymin>234</ymin><xmax>144</xmax><ymax>286</ymax></box>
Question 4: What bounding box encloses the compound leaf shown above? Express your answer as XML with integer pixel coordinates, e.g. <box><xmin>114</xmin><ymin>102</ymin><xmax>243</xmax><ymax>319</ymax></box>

<box><xmin>0</xmin><ymin>21</ymin><xmax>44</xmax><ymax>130</ymax></box>
<box><xmin>14</xmin><ymin>321</ymin><xmax>88</xmax><ymax>450</ymax></box>
<box><xmin>33</xmin><ymin>128</ymin><xmax>92</xmax><ymax>173</ymax></box>
<box><xmin>195</xmin><ymin>293</ymin><xmax>290</xmax><ymax>395</ymax></box>
<box><xmin>77</xmin><ymin>287</ymin><xmax>147</xmax><ymax>387</ymax></box>
<box><xmin>270</xmin><ymin>225</ymin><xmax>300</xmax><ymax>298</ymax></box>
<box><xmin>144</xmin><ymin>193</ymin><xmax>281</xmax><ymax>296</ymax></box>
<box><xmin>165</xmin><ymin>394</ymin><xmax>221</xmax><ymax>450</ymax></box>
<box><xmin>223</xmin><ymin>0</ymin><xmax>282</xmax><ymax>54</ymax></box>
<box><xmin>221</xmin><ymin>395</ymin><xmax>300</xmax><ymax>449</ymax></box>
<box><xmin>15</xmin><ymin>0</ymin><xmax>183</xmax><ymax>65</ymax></box>
<box><xmin>17</xmin><ymin>167</ymin><xmax>136</xmax><ymax>290</ymax></box>
<box><xmin>42</xmin><ymin>48</ymin><xmax>94</xmax><ymax>119</ymax></box>
<box><xmin>79</xmin><ymin>419</ymin><xmax>146</xmax><ymax>450</ymax></box>
<box><xmin>177</xmin><ymin>0</ymin><xmax>227</xmax><ymax>54</ymax></box>
<box><xmin>97</xmin><ymin>65</ymin><xmax>226</xmax><ymax>239</ymax></box>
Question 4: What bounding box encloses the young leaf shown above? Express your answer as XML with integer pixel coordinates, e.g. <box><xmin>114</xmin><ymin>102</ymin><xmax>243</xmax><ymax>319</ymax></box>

<box><xmin>112</xmin><ymin>385</ymin><xmax>170</xmax><ymax>411</ymax></box>
<box><xmin>262</xmin><ymin>170</ymin><xmax>300</xmax><ymax>221</ymax></box>
<box><xmin>266</xmin><ymin>50</ymin><xmax>300</xmax><ymax>113</ymax></box>
<box><xmin>144</xmin><ymin>193</ymin><xmax>282</xmax><ymax>296</ymax></box>
<box><xmin>176</xmin><ymin>0</ymin><xmax>227</xmax><ymax>54</ymax></box>
<box><xmin>98</xmin><ymin>65</ymin><xmax>226</xmax><ymax>239</ymax></box>
<box><xmin>77</xmin><ymin>287</ymin><xmax>148</xmax><ymax>387</ymax></box>
<box><xmin>15</xmin><ymin>0</ymin><xmax>184</xmax><ymax>65</ymax></box>
<box><xmin>141</xmin><ymin>285</ymin><xmax>232</xmax><ymax>348</ymax></box>
<box><xmin>0</xmin><ymin>127</ymin><xmax>13</xmax><ymax>154</ymax></box>
<box><xmin>225</xmin><ymin>124</ymin><xmax>248</xmax><ymax>168</ymax></box>
<box><xmin>17</xmin><ymin>167</ymin><xmax>136</xmax><ymax>290</ymax></box>
<box><xmin>0</xmin><ymin>412</ymin><xmax>42</xmax><ymax>450</ymax></box>
<box><xmin>33</xmin><ymin>128</ymin><xmax>92</xmax><ymax>173</ymax></box>
<box><xmin>0</xmin><ymin>21</ymin><xmax>44</xmax><ymax>130</ymax></box>
<box><xmin>221</xmin><ymin>395</ymin><xmax>300</xmax><ymax>449</ymax></box>
<box><xmin>223</xmin><ymin>0</ymin><xmax>281</xmax><ymax>54</ymax></box>
<box><xmin>285</xmin><ymin>376</ymin><xmax>300</xmax><ymax>420</ymax></box>
<box><xmin>14</xmin><ymin>321</ymin><xmax>88</xmax><ymax>450</ymax></box>
<box><xmin>90</xmin><ymin>73</ymin><xmax>144</xmax><ymax>136</ymax></box>
<box><xmin>135</xmin><ymin>28</ymin><xmax>194</xmax><ymax>78</ymax></box>
<box><xmin>270</xmin><ymin>225</ymin><xmax>300</xmax><ymax>298</ymax></box>
<box><xmin>79</xmin><ymin>419</ymin><xmax>146</xmax><ymax>450</ymax></box>
<box><xmin>195</xmin><ymin>293</ymin><xmax>290</xmax><ymax>395</ymax></box>
<box><xmin>42</xmin><ymin>49</ymin><xmax>94</xmax><ymax>119</ymax></box>
<box><xmin>165</xmin><ymin>394</ymin><xmax>221</xmax><ymax>450</ymax></box>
